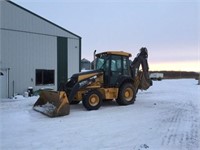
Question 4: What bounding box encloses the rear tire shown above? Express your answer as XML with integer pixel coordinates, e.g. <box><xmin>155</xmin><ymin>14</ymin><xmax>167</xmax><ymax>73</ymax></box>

<box><xmin>83</xmin><ymin>90</ymin><xmax>102</xmax><ymax>110</ymax></box>
<box><xmin>116</xmin><ymin>83</ymin><xmax>136</xmax><ymax>105</ymax></box>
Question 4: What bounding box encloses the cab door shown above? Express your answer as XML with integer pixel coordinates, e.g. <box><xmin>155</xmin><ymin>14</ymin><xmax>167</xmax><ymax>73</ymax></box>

<box><xmin>110</xmin><ymin>55</ymin><xmax>131</xmax><ymax>86</ymax></box>
<box><xmin>109</xmin><ymin>55</ymin><xmax>123</xmax><ymax>86</ymax></box>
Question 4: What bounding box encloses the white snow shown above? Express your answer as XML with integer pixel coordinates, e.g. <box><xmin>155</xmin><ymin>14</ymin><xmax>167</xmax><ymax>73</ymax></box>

<box><xmin>0</xmin><ymin>79</ymin><xmax>200</xmax><ymax>150</ymax></box>
<box><xmin>33</xmin><ymin>102</ymin><xmax>56</xmax><ymax>116</ymax></box>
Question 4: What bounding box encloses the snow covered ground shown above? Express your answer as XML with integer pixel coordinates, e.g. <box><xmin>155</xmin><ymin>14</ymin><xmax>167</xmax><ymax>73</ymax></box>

<box><xmin>0</xmin><ymin>79</ymin><xmax>200</xmax><ymax>150</ymax></box>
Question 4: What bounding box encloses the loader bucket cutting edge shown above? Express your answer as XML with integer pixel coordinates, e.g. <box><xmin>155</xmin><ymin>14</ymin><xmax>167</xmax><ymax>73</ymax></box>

<box><xmin>33</xmin><ymin>91</ymin><xmax>70</xmax><ymax>117</ymax></box>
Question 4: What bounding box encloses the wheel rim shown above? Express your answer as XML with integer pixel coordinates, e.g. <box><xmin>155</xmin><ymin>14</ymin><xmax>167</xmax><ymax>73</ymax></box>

<box><xmin>89</xmin><ymin>94</ymin><xmax>99</xmax><ymax>106</ymax></box>
<box><xmin>124</xmin><ymin>87</ymin><xmax>133</xmax><ymax>101</ymax></box>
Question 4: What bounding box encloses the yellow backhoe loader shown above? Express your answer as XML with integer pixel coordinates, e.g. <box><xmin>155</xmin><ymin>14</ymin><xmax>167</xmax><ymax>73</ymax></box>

<box><xmin>33</xmin><ymin>47</ymin><xmax>152</xmax><ymax>117</ymax></box>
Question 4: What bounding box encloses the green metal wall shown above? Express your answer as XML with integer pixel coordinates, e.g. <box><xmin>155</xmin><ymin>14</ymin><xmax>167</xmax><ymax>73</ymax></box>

<box><xmin>57</xmin><ymin>37</ymin><xmax>68</xmax><ymax>89</ymax></box>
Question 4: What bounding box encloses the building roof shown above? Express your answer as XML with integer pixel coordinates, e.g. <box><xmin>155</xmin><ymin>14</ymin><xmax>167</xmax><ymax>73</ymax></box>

<box><xmin>81</xmin><ymin>58</ymin><xmax>91</xmax><ymax>63</ymax></box>
<box><xmin>6</xmin><ymin>0</ymin><xmax>81</xmax><ymax>39</ymax></box>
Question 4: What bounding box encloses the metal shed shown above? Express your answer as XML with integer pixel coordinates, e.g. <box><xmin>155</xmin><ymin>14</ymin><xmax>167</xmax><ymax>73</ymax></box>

<box><xmin>0</xmin><ymin>0</ymin><xmax>81</xmax><ymax>98</ymax></box>
<box><xmin>81</xmin><ymin>58</ymin><xmax>91</xmax><ymax>70</ymax></box>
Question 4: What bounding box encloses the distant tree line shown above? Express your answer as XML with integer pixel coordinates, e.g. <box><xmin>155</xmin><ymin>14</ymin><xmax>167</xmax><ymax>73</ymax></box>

<box><xmin>150</xmin><ymin>71</ymin><xmax>199</xmax><ymax>79</ymax></box>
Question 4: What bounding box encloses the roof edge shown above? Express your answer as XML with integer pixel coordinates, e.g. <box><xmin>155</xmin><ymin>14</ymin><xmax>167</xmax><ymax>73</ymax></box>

<box><xmin>6</xmin><ymin>0</ymin><xmax>81</xmax><ymax>39</ymax></box>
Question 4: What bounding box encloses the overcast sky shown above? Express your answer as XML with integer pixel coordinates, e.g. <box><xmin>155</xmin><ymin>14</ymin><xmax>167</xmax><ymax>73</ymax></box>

<box><xmin>13</xmin><ymin>0</ymin><xmax>199</xmax><ymax>71</ymax></box>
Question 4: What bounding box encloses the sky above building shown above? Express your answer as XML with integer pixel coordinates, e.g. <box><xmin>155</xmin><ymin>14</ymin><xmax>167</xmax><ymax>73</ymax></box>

<box><xmin>13</xmin><ymin>0</ymin><xmax>199</xmax><ymax>72</ymax></box>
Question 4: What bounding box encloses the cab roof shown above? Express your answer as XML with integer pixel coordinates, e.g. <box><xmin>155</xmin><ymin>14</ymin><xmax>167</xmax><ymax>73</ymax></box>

<box><xmin>96</xmin><ymin>51</ymin><xmax>132</xmax><ymax>57</ymax></box>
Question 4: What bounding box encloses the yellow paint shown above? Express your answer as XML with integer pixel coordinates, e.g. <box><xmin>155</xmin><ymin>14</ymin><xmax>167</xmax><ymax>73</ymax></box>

<box><xmin>78</xmin><ymin>72</ymin><xmax>99</xmax><ymax>81</ymax></box>
<box><xmin>99</xmin><ymin>88</ymin><xmax>119</xmax><ymax>100</ymax></box>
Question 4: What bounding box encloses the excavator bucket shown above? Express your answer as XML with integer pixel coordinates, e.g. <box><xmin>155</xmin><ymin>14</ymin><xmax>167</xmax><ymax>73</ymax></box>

<box><xmin>33</xmin><ymin>91</ymin><xmax>70</xmax><ymax>117</ymax></box>
<box><xmin>139</xmin><ymin>73</ymin><xmax>152</xmax><ymax>90</ymax></box>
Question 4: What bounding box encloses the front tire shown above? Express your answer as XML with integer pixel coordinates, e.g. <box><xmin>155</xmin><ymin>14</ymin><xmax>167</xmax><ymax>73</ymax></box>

<box><xmin>116</xmin><ymin>83</ymin><xmax>136</xmax><ymax>105</ymax></box>
<box><xmin>83</xmin><ymin>90</ymin><xmax>102</xmax><ymax>110</ymax></box>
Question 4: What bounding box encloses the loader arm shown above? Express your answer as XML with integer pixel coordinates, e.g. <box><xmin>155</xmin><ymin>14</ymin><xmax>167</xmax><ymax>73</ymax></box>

<box><xmin>66</xmin><ymin>72</ymin><xmax>103</xmax><ymax>103</ymax></box>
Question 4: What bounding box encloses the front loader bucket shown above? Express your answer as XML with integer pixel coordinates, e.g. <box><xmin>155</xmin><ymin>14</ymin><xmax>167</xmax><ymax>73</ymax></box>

<box><xmin>33</xmin><ymin>91</ymin><xmax>70</xmax><ymax>117</ymax></box>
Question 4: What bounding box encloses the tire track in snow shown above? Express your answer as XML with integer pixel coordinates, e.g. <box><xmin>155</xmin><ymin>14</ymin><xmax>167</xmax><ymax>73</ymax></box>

<box><xmin>162</xmin><ymin>103</ymin><xmax>185</xmax><ymax>146</ymax></box>
<box><xmin>161</xmin><ymin>101</ymin><xmax>200</xmax><ymax>150</ymax></box>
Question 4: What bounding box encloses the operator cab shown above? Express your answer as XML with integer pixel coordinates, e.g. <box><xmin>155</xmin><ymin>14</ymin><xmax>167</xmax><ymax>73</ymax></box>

<box><xmin>95</xmin><ymin>51</ymin><xmax>132</xmax><ymax>86</ymax></box>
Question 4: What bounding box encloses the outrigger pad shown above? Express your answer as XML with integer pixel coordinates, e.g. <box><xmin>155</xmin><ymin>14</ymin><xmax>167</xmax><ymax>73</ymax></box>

<box><xmin>33</xmin><ymin>91</ymin><xmax>70</xmax><ymax>117</ymax></box>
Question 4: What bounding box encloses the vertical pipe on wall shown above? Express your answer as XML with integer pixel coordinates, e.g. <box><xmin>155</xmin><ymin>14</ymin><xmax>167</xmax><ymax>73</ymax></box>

<box><xmin>7</xmin><ymin>68</ymin><xmax>10</xmax><ymax>98</ymax></box>
<box><xmin>12</xmin><ymin>80</ymin><xmax>14</xmax><ymax>97</ymax></box>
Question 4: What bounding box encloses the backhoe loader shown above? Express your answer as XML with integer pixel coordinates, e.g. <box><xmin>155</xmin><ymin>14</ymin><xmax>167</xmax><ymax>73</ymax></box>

<box><xmin>33</xmin><ymin>47</ymin><xmax>152</xmax><ymax>117</ymax></box>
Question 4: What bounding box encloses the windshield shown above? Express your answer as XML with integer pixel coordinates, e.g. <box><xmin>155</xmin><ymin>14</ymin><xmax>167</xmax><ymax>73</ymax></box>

<box><xmin>96</xmin><ymin>55</ymin><xmax>109</xmax><ymax>70</ymax></box>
